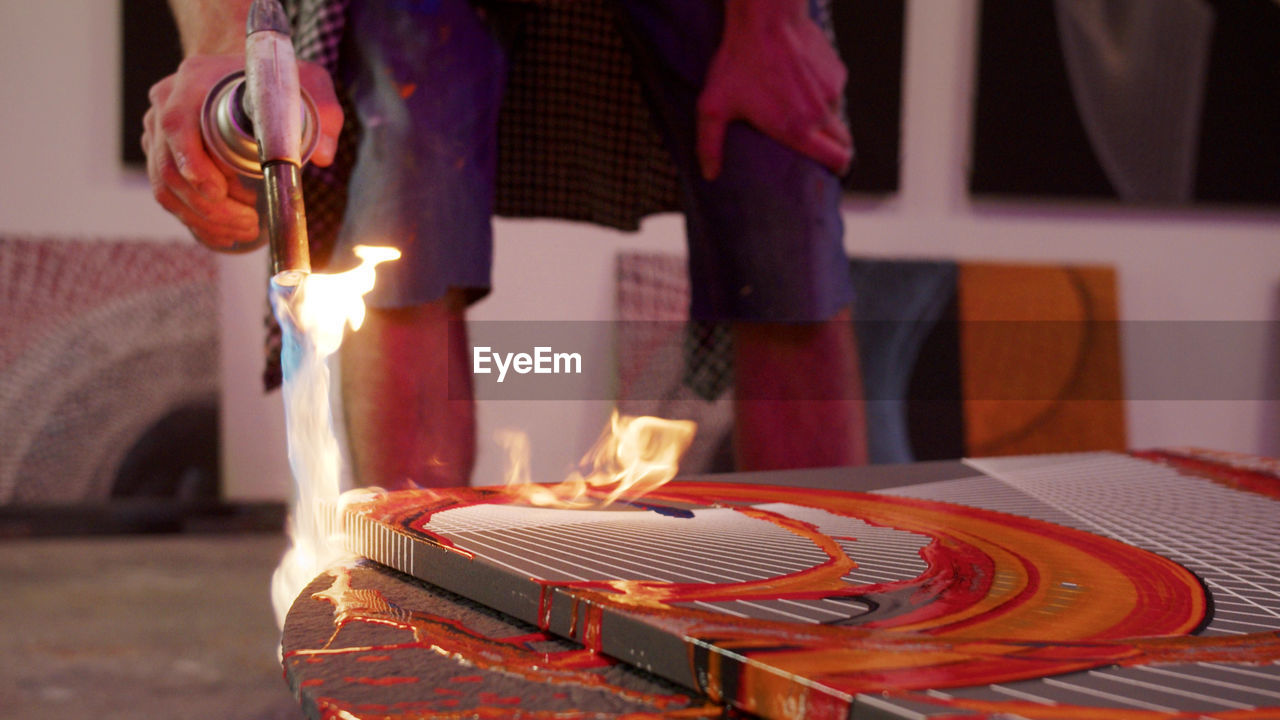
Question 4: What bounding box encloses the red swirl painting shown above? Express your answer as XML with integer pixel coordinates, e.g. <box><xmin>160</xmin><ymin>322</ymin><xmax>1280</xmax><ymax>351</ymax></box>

<box><xmin>284</xmin><ymin>475</ymin><xmax>1280</xmax><ymax>719</ymax></box>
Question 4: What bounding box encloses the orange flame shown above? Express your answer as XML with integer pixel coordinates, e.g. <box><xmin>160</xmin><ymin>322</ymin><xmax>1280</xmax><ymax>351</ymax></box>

<box><xmin>292</xmin><ymin>245</ymin><xmax>400</xmax><ymax>353</ymax></box>
<box><xmin>501</xmin><ymin>411</ymin><xmax>696</xmax><ymax>508</ymax></box>
<box><xmin>270</xmin><ymin>245</ymin><xmax>399</xmax><ymax>629</ymax></box>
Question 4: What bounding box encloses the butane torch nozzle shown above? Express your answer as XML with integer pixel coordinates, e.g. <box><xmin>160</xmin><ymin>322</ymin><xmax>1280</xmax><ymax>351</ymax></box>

<box><xmin>247</xmin><ymin>0</ymin><xmax>291</xmax><ymax>34</ymax></box>
<box><xmin>245</xmin><ymin>0</ymin><xmax>311</xmax><ymax>277</ymax></box>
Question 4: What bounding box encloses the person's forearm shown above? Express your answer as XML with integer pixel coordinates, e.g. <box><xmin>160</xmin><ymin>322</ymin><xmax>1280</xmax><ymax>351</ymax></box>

<box><xmin>168</xmin><ymin>0</ymin><xmax>254</xmax><ymax>56</ymax></box>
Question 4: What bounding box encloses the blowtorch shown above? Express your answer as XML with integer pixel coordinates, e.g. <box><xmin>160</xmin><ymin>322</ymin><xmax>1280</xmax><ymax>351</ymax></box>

<box><xmin>199</xmin><ymin>0</ymin><xmax>317</xmax><ymax>281</ymax></box>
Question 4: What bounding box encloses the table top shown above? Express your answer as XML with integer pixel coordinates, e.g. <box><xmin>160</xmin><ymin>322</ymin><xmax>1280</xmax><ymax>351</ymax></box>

<box><xmin>282</xmin><ymin>451</ymin><xmax>1280</xmax><ymax>719</ymax></box>
<box><xmin>282</xmin><ymin>561</ymin><xmax>719</xmax><ymax>718</ymax></box>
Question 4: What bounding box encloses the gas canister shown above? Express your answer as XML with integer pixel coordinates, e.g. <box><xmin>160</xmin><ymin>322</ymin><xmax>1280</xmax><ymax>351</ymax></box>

<box><xmin>197</xmin><ymin>70</ymin><xmax>320</xmax><ymax>254</ymax></box>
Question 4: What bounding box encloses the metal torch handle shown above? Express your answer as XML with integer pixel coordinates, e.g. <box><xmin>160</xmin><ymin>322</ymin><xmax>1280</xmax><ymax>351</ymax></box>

<box><xmin>244</xmin><ymin>0</ymin><xmax>310</xmax><ymax>279</ymax></box>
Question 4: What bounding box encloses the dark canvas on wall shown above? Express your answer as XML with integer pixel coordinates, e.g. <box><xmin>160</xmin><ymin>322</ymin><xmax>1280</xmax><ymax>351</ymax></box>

<box><xmin>121</xmin><ymin>0</ymin><xmax>183</xmax><ymax>167</ymax></box>
<box><xmin>835</xmin><ymin>0</ymin><xmax>906</xmax><ymax>194</ymax></box>
<box><xmin>971</xmin><ymin>0</ymin><xmax>1280</xmax><ymax>206</ymax></box>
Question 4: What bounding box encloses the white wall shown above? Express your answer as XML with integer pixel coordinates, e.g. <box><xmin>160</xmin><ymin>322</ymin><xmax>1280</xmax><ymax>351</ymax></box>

<box><xmin>1</xmin><ymin>0</ymin><xmax>1276</xmax><ymax>501</ymax></box>
<box><xmin>0</xmin><ymin>0</ymin><xmax>291</xmax><ymax>500</ymax></box>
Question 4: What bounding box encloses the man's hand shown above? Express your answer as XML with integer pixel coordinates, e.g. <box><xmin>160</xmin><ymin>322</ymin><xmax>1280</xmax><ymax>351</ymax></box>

<box><xmin>696</xmin><ymin>0</ymin><xmax>852</xmax><ymax>181</ymax></box>
<box><xmin>141</xmin><ymin>54</ymin><xmax>343</xmax><ymax>250</ymax></box>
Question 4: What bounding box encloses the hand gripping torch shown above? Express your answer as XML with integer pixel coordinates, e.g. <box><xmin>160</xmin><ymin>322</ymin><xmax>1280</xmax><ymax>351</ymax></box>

<box><xmin>200</xmin><ymin>0</ymin><xmax>317</xmax><ymax>280</ymax></box>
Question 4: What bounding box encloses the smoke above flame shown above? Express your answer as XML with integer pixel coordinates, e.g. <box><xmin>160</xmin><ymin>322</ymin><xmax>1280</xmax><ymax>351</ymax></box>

<box><xmin>269</xmin><ymin>245</ymin><xmax>399</xmax><ymax>629</ymax></box>
<box><xmin>500</xmin><ymin>411</ymin><xmax>697</xmax><ymax>508</ymax></box>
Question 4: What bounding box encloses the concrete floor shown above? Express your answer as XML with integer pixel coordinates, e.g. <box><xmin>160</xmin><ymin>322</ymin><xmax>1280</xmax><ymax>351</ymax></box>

<box><xmin>1</xmin><ymin>534</ymin><xmax>304</xmax><ymax>719</ymax></box>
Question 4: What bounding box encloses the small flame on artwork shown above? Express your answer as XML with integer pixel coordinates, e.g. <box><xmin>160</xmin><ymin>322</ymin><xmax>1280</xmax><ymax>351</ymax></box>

<box><xmin>498</xmin><ymin>411</ymin><xmax>696</xmax><ymax>509</ymax></box>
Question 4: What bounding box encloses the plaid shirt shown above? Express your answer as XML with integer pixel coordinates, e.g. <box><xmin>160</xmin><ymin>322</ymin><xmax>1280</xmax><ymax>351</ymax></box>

<box><xmin>286</xmin><ymin>0</ymin><xmax>680</xmax><ymax>248</ymax></box>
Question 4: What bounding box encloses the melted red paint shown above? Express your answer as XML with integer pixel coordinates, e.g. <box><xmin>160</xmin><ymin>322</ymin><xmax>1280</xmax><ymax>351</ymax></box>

<box><xmin>502</xmin><ymin>632</ymin><xmax>551</xmax><ymax>645</ymax></box>
<box><xmin>538</xmin><ymin>583</ymin><xmax>555</xmax><ymax>631</ymax></box>
<box><xmin>290</xmin><ymin>567</ymin><xmax>717</xmax><ymax>720</ymax></box>
<box><xmin>433</xmin><ymin>688</ymin><xmax>461</xmax><ymax>696</ymax></box>
<box><xmin>347</xmin><ymin>676</ymin><xmax>420</xmax><ymax>687</ymax></box>
<box><xmin>1133</xmin><ymin>449</ymin><xmax>1280</xmax><ymax>500</ymax></box>
<box><xmin>858</xmin><ymin>536</ymin><xmax>998</xmax><ymax>631</ymax></box>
